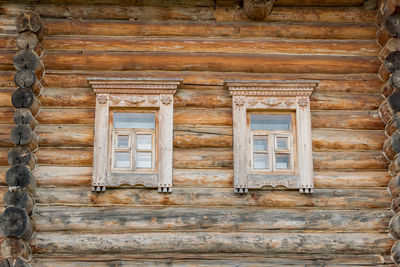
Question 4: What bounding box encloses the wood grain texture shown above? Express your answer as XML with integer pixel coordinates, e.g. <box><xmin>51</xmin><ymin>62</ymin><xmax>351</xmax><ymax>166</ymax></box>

<box><xmin>33</xmin><ymin>206</ymin><xmax>390</xmax><ymax>232</ymax></box>
<box><xmin>35</xmin><ymin>187</ymin><xmax>390</xmax><ymax>209</ymax></box>
<box><xmin>30</xmin><ymin>256</ymin><xmax>395</xmax><ymax>267</ymax></box>
<box><xmin>0</xmin><ymin>4</ymin><xmax>377</xmax><ymax>23</ymax></box>
<box><xmin>0</xmin><ymin>71</ymin><xmax>382</xmax><ymax>91</ymax></box>
<box><xmin>27</xmin><ymin>19</ymin><xmax>376</xmax><ymax>39</ymax></box>
<box><xmin>31</xmin><ymin>232</ymin><xmax>392</xmax><ymax>255</ymax></box>
<box><xmin>0</xmin><ymin>51</ymin><xmax>380</xmax><ymax>74</ymax></box>
<box><xmin>0</xmin><ymin>167</ymin><xmax>390</xmax><ymax>188</ymax></box>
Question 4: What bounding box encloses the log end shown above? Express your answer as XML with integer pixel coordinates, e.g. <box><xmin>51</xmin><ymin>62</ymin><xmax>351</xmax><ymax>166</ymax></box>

<box><xmin>392</xmin><ymin>240</ymin><xmax>400</xmax><ymax>264</ymax></box>
<box><xmin>15</xmin><ymin>11</ymin><xmax>41</xmax><ymax>33</ymax></box>
<box><xmin>8</xmin><ymin>146</ymin><xmax>36</xmax><ymax>169</ymax></box>
<box><xmin>0</xmin><ymin>207</ymin><xmax>32</xmax><ymax>241</ymax></box>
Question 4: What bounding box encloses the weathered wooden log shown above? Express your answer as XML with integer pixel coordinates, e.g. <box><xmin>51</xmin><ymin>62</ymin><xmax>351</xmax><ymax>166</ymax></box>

<box><xmin>11</xmin><ymin>88</ymin><xmax>40</xmax><ymax>116</ymax></box>
<box><xmin>15</xmin><ymin>11</ymin><xmax>41</xmax><ymax>33</ymax></box>
<box><xmin>31</xmin><ymin>232</ymin><xmax>391</xmax><ymax>255</ymax></box>
<box><xmin>389</xmin><ymin>175</ymin><xmax>400</xmax><ymax>198</ymax></box>
<box><xmin>33</xmin><ymin>206</ymin><xmax>390</xmax><ymax>232</ymax></box>
<box><xmin>37</xmin><ymin>51</ymin><xmax>379</xmax><ymax>74</ymax></box>
<box><xmin>393</xmin><ymin>70</ymin><xmax>400</xmax><ymax>89</ymax></box>
<box><xmin>3</xmin><ymin>189</ymin><xmax>34</xmax><ymax>216</ymax></box>
<box><xmin>389</xmin><ymin>214</ymin><xmax>400</xmax><ymax>239</ymax></box>
<box><xmin>36</xmin><ymin>187</ymin><xmax>390</xmax><ymax>209</ymax></box>
<box><xmin>16</xmin><ymin>31</ymin><xmax>43</xmax><ymax>57</ymax></box>
<box><xmin>43</xmin><ymin>19</ymin><xmax>376</xmax><ymax>39</ymax></box>
<box><xmin>23</xmin><ymin>257</ymin><xmax>394</xmax><ymax>267</ymax></box>
<box><xmin>389</xmin><ymin>156</ymin><xmax>400</xmax><ymax>177</ymax></box>
<box><xmin>13</xmin><ymin>50</ymin><xmax>44</xmax><ymax>80</ymax></box>
<box><xmin>8</xmin><ymin>146</ymin><xmax>36</xmax><ymax>170</ymax></box>
<box><xmin>14</xmin><ymin>69</ymin><xmax>43</xmax><ymax>96</ymax></box>
<box><xmin>0</xmin><ymin>257</ymin><xmax>31</xmax><ymax>267</ymax></box>
<box><xmin>0</xmin><ymin>238</ymin><xmax>31</xmax><ymax>262</ymax></box>
<box><xmin>5</xmin><ymin>164</ymin><xmax>36</xmax><ymax>194</ymax></box>
<box><xmin>0</xmin><ymin>206</ymin><xmax>33</xmax><ymax>241</ymax></box>
<box><xmin>10</xmin><ymin>125</ymin><xmax>38</xmax><ymax>152</ymax></box>
<box><xmin>13</xmin><ymin>108</ymin><xmax>38</xmax><ymax>130</ymax></box>
<box><xmin>392</xmin><ymin>240</ymin><xmax>400</xmax><ymax>264</ymax></box>
<box><xmin>385</xmin><ymin>14</ymin><xmax>400</xmax><ymax>38</ymax></box>
<box><xmin>243</xmin><ymin>0</ymin><xmax>274</xmax><ymax>21</ymax></box>
<box><xmin>22</xmin><ymin>35</ymin><xmax>378</xmax><ymax>56</ymax></box>
<box><xmin>385</xmin><ymin>51</ymin><xmax>400</xmax><ymax>73</ymax></box>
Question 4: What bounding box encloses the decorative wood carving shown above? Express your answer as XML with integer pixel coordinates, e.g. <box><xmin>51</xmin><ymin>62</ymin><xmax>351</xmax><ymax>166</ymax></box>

<box><xmin>88</xmin><ymin>77</ymin><xmax>182</xmax><ymax>193</ymax></box>
<box><xmin>226</xmin><ymin>80</ymin><xmax>318</xmax><ymax>194</ymax></box>
<box><xmin>243</xmin><ymin>0</ymin><xmax>275</xmax><ymax>21</ymax></box>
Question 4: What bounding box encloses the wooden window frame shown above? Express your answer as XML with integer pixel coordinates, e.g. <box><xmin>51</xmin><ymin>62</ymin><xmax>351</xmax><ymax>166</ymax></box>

<box><xmin>88</xmin><ymin>77</ymin><xmax>182</xmax><ymax>193</ymax></box>
<box><xmin>226</xmin><ymin>80</ymin><xmax>318</xmax><ymax>194</ymax></box>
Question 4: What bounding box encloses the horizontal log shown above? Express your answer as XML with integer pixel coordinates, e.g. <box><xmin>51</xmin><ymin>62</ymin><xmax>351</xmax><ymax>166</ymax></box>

<box><xmin>31</xmin><ymin>232</ymin><xmax>392</xmax><ymax>255</ymax></box>
<box><xmin>40</xmin><ymin>19</ymin><xmax>377</xmax><ymax>39</ymax></box>
<box><xmin>0</xmin><ymin>4</ymin><xmax>377</xmax><ymax>23</ymax></box>
<box><xmin>215</xmin><ymin>6</ymin><xmax>376</xmax><ymax>23</ymax></box>
<box><xmin>0</xmin><ymin>166</ymin><xmax>390</xmax><ymax>189</ymax></box>
<box><xmin>311</xmin><ymin>111</ymin><xmax>383</xmax><ymax>130</ymax></box>
<box><xmin>0</xmin><ymin>0</ymin><xmax>367</xmax><ymax>6</ymax></box>
<box><xmin>2</xmin><ymin>51</ymin><xmax>380</xmax><ymax>75</ymax></box>
<box><xmin>30</xmin><ymin>256</ymin><xmax>394</xmax><ymax>267</ymax></box>
<box><xmin>0</xmin><ymin>71</ymin><xmax>383</xmax><ymax>92</ymax></box>
<box><xmin>33</xmin><ymin>206</ymin><xmax>391</xmax><ymax>232</ymax></box>
<box><xmin>34</xmin><ymin>52</ymin><xmax>380</xmax><ymax>74</ymax></box>
<box><xmin>25</xmin><ymin>36</ymin><xmax>378</xmax><ymax>56</ymax></box>
<box><xmin>35</xmin><ymin>187</ymin><xmax>391</xmax><ymax>208</ymax></box>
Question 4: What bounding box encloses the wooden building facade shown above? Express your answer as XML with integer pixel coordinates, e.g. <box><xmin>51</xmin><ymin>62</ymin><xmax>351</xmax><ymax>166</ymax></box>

<box><xmin>0</xmin><ymin>0</ymin><xmax>399</xmax><ymax>265</ymax></box>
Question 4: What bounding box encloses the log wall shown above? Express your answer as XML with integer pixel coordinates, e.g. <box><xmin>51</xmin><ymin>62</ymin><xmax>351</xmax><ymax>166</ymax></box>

<box><xmin>0</xmin><ymin>0</ymin><xmax>392</xmax><ymax>265</ymax></box>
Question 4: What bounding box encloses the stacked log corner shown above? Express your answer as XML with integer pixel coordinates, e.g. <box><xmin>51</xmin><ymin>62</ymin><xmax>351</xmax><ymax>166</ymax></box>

<box><xmin>378</xmin><ymin>1</ymin><xmax>400</xmax><ymax>265</ymax></box>
<box><xmin>0</xmin><ymin>11</ymin><xmax>45</xmax><ymax>266</ymax></box>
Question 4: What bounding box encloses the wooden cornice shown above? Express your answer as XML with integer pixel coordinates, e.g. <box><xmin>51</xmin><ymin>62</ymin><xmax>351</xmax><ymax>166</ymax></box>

<box><xmin>225</xmin><ymin>80</ymin><xmax>318</xmax><ymax>97</ymax></box>
<box><xmin>87</xmin><ymin>77</ymin><xmax>182</xmax><ymax>95</ymax></box>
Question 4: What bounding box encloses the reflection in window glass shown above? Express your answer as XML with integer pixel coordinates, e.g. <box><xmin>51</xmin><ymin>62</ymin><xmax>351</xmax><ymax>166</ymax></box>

<box><xmin>117</xmin><ymin>135</ymin><xmax>129</xmax><ymax>148</ymax></box>
<box><xmin>114</xmin><ymin>152</ymin><xmax>130</xmax><ymax>168</ymax></box>
<box><xmin>276</xmin><ymin>154</ymin><xmax>290</xmax><ymax>169</ymax></box>
<box><xmin>253</xmin><ymin>136</ymin><xmax>268</xmax><ymax>151</ymax></box>
<box><xmin>250</xmin><ymin>115</ymin><xmax>291</xmax><ymax>131</ymax></box>
<box><xmin>136</xmin><ymin>152</ymin><xmax>152</xmax><ymax>168</ymax></box>
<box><xmin>137</xmin><ymin>135</ymin><xmax>152</xmax><ymax>150</ymax></box>
<box><xmin>276</xmin><ymin>137</ymin><xmax>288</xmax><ymax>150</ymax></box>
<box><xmin>253</xmin><ymin>153</ymin><xmax>269</xmax><ymax>169</ymax></box>
<box><xmin>114</xmin><ymin>113</ymin><xmax>155</xmax><ymax>129</ymax></box>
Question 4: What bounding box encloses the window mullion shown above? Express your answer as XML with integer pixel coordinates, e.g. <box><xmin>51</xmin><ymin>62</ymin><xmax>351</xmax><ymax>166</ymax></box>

<box><xmin>270</xmin><ymin>133</ymin><xmax>275</xmax><ymax>172</ymax></box>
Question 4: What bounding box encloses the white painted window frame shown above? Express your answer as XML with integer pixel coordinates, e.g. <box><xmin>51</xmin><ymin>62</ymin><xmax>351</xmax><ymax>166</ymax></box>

<box><xmin>88</xmin><ymin>77</ymin><xmax>182</xmax><ymax>193</ymax></box>
<box><xmin>225</xmin><ymin>80</ymin><xmax>318</xmax><ymax>194</ymax></box>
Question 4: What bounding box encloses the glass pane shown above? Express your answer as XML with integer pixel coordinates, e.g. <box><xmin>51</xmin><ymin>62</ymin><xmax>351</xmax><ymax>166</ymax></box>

<box><xmin>276</xmin><ymin>154</ymin><xmax>290</xmax><ymax>169</ymax></box>
<box><xmin>114</xmin><ymin>113</ymin><xmax>155</xmax><ymax>129</ymax></box>
<box><xmin>253</xmin><ymin>153</ymin><xmax>269</xmax><ymax>169</ymax></box>
<box><xmin>250</xmin><ymin>115</ymin><xmax>292</xmax><ymax>131</ymax></box>
<box><xmin>276</xmin><ymin>137</ymin><xmax>289</xmax><ymax>150</ymax></box>
<box><xmin>117</xmin><ymin>135</ymin><xmax>129</xmax><ymax>148</ymax></box>
<box><xmin>137</xmin><ymin>135</ymin><xmax>152</xmax><ymax>150</ymax></box>
<box><xmin>136</xmin><ymin>152</ymin><xmax>152</xmax><ymax>168</ymax></box>
<box><xmin>114</xmin><ymin>152</ymin><xmax>130</xmax><ymax>168</ymax></box>
<box><xmin>253</xmin><ymin>136</ymin><xmax>268</xmax><ymax>151</ymax></box>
